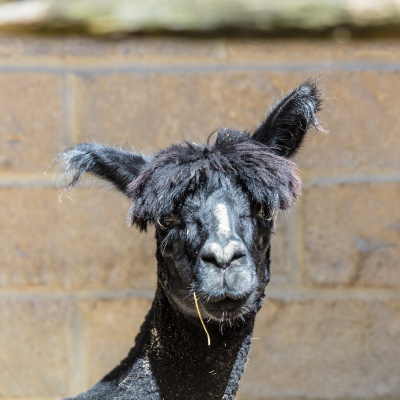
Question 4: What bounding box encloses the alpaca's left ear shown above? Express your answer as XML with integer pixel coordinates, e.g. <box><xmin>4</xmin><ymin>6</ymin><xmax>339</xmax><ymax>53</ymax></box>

<box><xmin>55</xmin><ymin>143</ymin><xmax>150</xmax><ymax>197</ymax></box>
<box><xmin>252</xmin><ymin>80</ymin><xmax>324</xmax><ymax>158</ymax></box>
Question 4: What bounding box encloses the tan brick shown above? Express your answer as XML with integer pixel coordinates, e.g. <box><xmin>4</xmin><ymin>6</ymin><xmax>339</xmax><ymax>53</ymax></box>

<box><xmin>0</xmin><ymin>187</ymin><xmax>157</xmax><ymax>290</ymax></box>
<box><xmin>303</xmin><ymin>182</ymin><xmax>400</xmax><ymax>287</ymax></box>
<box><xmin>238</xmin><ymin>297</ymin><xmax>400</xmax><ymax>399</ymax></box>
<box><xmin>73</xmin><ymin>70</ymin><xmax>400</xmax><ymax>174</ymax></box>
<box><xmin>297</xmin><ymin>70</ymin><xmax>400</xmax><ymax>173</ymax></box>
<box><xmin>0</xmin><ymin>73</ymin><xmax>63</xmax><ymax>173</ymax></box>
<box><xmin>0</xmin><ymin>298</ymin><xmax>73</xmax><ymax>398</ymax></box>
<box><xmin>72</xmin><ymin>71</ymin><xmax>285</xmax><ymax>151</ymax></box>
<box><xmin>79</xmin><ymin>297</ymin><xmax>153</xmax><ymax>387</ymax></box>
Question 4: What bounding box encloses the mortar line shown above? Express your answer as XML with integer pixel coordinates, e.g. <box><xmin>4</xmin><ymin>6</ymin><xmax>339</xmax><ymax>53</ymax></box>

<box><xmin>2</xmin><ymin>170</ymin><xmax>400</xmax><ymax>188</ymax></box>
<box><xmin>0</xmin><ymin>288</ymin><xmax>398</xmax><ymax>300</ymax></box>
<box><xmin>70</xmin><ymin>298</ymin><xmax>87</xmax><ymax>394</ymax></box>
<box><xmin>302</xmin><ymin>172</ymin><xmax>400</xmax><ymax>186</ymax></box>
<box><xmin>263</xmin><ymin>289</ymin><xmax>400</xmax><ymax>300</ymax></box>
<box><xmin>0</xmin><ymin>288</ymin><xmax>156</xmax><ymax>300</ymax></box>
<box><xmin>289</xmin><ymin>202</ymin><xmax>303</xmax><ymax>289</ymax></box>
<box><xmin>1</xmin><ymin>60</ymin><xmax>400</xmax><ymax>75</ymax></box>
<box><xmin>0</xmin><ymin>178</ymin><xmax>57</xmax><ymax>187</ymax></box>
<box><xmin>62</xmin><ymin>73</ymin><xmax>75</xmax><ymax>147</ymax></box>
<box><xmin>304</xmin><ymin>172</ymin><xmax>400</xmax><ymax>185</ymax></box>
<box><xmin>0</xmin><ymin>175</ymin><xmax>109</xmax><ymax>188</ymax></box>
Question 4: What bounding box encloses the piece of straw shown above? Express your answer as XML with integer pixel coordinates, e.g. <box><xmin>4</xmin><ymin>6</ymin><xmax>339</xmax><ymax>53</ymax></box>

<box><xmin>193</xmin><ymin>292</ymin><xmax>210</xmax><ymax>346</ymax></box>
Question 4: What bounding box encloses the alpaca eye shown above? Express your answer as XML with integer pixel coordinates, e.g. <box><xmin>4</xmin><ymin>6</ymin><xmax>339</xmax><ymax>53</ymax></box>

<box><xmin>258</xmin><ymin>205</ymin><xmax>273</xmax><ymax>221</ymax></box>
<box><xmin>157</xmin><ymin>214</ymin><xmax>174</xmax><ymax>229</ymax></box>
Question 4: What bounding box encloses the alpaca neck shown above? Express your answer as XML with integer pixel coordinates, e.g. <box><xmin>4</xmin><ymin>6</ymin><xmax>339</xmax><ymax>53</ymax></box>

<box><xmin>141</xmin><ymin>284</ymin><xmax>255</xmax><ymax>400</ymax></box>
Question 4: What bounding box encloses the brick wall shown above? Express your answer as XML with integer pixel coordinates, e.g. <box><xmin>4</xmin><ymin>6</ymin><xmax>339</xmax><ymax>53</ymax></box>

<box><xmin>0</xmin><ymin>36</ymin><xmax>399</xmax><ymax>400</ymax></box>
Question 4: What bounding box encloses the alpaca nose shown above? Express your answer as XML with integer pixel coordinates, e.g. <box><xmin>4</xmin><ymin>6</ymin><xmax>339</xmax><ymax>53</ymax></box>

<box><xmin>201</xmin><ymin>241</ymin><xmax>246</xmax><ymax>269</ymax></box>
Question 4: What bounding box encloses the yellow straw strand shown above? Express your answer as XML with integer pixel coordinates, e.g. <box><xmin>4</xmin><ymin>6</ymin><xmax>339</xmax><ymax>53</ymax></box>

<box><xmin>193</xmin><ymin>292</ymin><xmax>210</xmax><ymax>346</ymax></box>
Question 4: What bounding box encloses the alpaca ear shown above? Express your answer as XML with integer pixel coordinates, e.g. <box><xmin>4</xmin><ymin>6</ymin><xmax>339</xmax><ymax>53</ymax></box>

<box><xmin>55</xmin><ymin>143</ymin><xmax>150</xmax><ymax>197</ymax></box>
<box><xmin>252</xmin><ymin>80</ymin><xmax>323</xmax><ymax>158</ymax></box>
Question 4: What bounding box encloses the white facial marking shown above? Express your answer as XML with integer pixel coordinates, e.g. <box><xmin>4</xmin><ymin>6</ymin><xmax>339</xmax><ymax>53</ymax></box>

<box><xmin>214</xmin><ymin>203</ymin><xmax>231</xmax><ymax>240</ymax></box>
<box><xmin>209</xmin><ymin>243</ymin><xmax>224</xmax><ymax>261</ymax></box>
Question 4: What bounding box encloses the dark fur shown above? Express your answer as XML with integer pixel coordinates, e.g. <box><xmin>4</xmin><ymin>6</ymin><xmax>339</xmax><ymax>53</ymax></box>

<box><xmin>127</xmin><ymin>128</ymin><xmax>301</xmax><ymax>231</ymax></box>
<box><xmin>253</xmin><ymin>79</ymin><xmax>323</xmax><ymax>157</ymax></box>
<box><xmin>55</xmin><ymin>143</ymin><xmax>149</xmax><ymax>195</ymax></box>
<box><xmin>55</xmin><ymin>80</ymin><xmax>323</xmax><ymax>400</ymax></box>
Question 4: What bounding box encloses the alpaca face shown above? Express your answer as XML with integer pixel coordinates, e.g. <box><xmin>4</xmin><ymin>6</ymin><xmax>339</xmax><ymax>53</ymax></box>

<box><xmin>156</xmin><ymin>171</ymin><xmax>273</xmax><ymax>325</ymax></box>
<box><xmin>56</xmin><ymin>80</ymin><xmax>323</xmax><ymax>331</ymax></box>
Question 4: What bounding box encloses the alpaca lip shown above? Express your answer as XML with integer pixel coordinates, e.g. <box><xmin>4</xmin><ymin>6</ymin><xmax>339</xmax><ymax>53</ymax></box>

<box><xmin>206</xmin><ymin>294</ymin><xmax>249</xmax><ymax>311</ymax></box>
<box><xmin>207</xmin><ymin>291</ymin><xmax>249</xmax><ymax>303</ymax></box>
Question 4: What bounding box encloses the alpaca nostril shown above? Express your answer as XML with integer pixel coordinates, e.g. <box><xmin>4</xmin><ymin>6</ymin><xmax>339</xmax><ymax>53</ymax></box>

<box><xmin>201</xmin><ymin>250</ymin><xmax>246</xmax><ymax>269</ymax></box>
<box><xmin>201</xmin><ymin>254</ymin><xmax>219</xmax><ymax>266</ymax></box>
<box><xmin>231</xmin><ymin>253</ymin><xmax>245</xmax><ymax>262</ymax></box>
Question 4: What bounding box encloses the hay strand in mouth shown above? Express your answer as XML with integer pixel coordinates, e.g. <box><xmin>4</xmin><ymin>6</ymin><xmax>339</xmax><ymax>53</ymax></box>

<box><xmin>193</xmin><ymin>292</ymin><xmax>210</xmax><ymax>346</ymax></box>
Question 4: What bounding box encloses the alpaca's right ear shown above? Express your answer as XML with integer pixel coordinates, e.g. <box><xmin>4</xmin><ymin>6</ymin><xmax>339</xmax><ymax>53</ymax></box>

<box><xmin>55</xmin><ymin>143</ymin><xmax>150</xmax><ymax>197</ymax></box>
<box><xmin>252</xmin><ymin>80</ymin><xmax>323</xmax><ymax>158</ymax></box>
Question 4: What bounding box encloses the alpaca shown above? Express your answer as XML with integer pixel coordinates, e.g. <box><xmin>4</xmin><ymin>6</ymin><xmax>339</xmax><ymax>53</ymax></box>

<box><xmin>56</xmin><ymin>80</ymin><xmax>323</xmax><ymax>400</ymax></box>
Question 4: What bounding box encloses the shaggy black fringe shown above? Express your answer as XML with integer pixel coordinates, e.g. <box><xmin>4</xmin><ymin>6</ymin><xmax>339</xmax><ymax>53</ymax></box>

<box><xmin>127</xmin><ymin>129</ymin><xmax>301</xmax><ymax>231</ymax></box>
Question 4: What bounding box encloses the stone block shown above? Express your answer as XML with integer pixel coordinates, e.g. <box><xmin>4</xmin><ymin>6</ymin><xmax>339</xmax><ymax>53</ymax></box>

<box><xmin>79</xmin><ymin>297</ymin><xmax>153</xmax><ymax>388</ymax></box>
<box><xmin>0</xmin><ymin>298</ymin><xmax>73</xmax><ymax>398</ymax></box>
<box><xmin>72</xmin><ymin>71</ymin><xmax>280</xmax><ymax>151</ymax></box>
<box><xmin>297</xmin><ymin>70</ymin><xmax>400</xmax><ymax>173</ymax></box>
<box><xmin>0</xmin><ymin>187</ymin><xmax>157</xmax><ymax>290</ymax></box>
<box><xmin>73</xmin><ymin>69</ymin><xmax>400</xmax><ymax>174</ymax></box>
<box><xmin>238</xmin><ymin>296</ymin><xmax>400</xmax><ymax>399</ymax></box>
<box><xmin>303</xmin><ymin>182</ymin><xmax>400</xmax><ymax>287</ymax></box>
<box><xmin>0</xmin><ymin>73</ymin><xmax>63</xmax><ymax>173</ymax></box>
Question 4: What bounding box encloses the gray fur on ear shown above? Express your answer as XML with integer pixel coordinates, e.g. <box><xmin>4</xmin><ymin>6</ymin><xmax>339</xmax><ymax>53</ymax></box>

<box><xmin>55</xmin><ymin>143</ymin><xmax>150</xmax><ymax>196</ymax></box>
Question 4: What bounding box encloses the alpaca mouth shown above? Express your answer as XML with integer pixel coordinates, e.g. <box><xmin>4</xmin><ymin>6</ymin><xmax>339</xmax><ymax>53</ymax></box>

<box><xmin>216</xmin><ymin>296</ymin><xmax>248</xmax><ymax>310</ymax></box>
<box><xmin>207</xmin><ymin>290</ymin><xmax>250</xmax><ymax>303</ymax></box>
<box><xmin>206</xmin><ymin>294</ymin><xmax>249</xmax><ymax>312</ymax></box>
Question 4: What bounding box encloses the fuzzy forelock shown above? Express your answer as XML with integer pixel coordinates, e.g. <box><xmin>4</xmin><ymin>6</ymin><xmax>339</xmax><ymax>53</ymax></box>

<box><xmin>127</xmin><ymin>129</ymin><xmax>301</xmax><ymax>230</ymax></box>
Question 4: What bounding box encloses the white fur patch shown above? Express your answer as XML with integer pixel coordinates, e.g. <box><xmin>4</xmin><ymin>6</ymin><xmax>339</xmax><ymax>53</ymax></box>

<box><xmin>214</xmin><ymin>203</ymin><xmax>231</xmax><ymax>239</ymax></box>
<box><xmin>208</xmin><ymin>241</ymin><xmax>241</xmax><ymax>265</ymax></box>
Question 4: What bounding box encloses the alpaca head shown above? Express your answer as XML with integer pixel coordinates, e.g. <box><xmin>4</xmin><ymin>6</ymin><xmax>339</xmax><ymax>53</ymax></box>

<box><xmin>56</xmin><ymin>80</ymin><xmax>322</xmax><ymax>329</ymax></box>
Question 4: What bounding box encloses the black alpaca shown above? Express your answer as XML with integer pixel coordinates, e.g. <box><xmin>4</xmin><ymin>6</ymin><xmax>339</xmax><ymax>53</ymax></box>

<box><xmin>57</xmin><ymin>81</ymin><xmax>323</xmax><ymax>400</ymax></box>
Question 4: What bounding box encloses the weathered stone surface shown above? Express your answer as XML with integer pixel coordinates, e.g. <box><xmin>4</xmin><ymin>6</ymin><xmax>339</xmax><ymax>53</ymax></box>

<box><xmin>3</xmin><ymin>37</ymin><xmax>400</xmax><ymax>66</ymax></box>
<box><xmin>72</xmin><ymin>71</ymin><xmax>276</xmax><ymax>151</ymax></box>
<box><xmin>238</xmin><ymin>296</ymin><xmax>400</xmax><ymax>399</ymax></box>
<box><xmin>0</xmin><ymin>298</ymin><xmax>74</xmax><ymax>398</ymax></box>
<box><xmin>297</xmin><ymin>70</ymin><xmax>400</xmax><ymax>173</ymax></box>
<box><xmin>269</xmin><ymin>212</ymin><xmax>296</xmax><ymax>288</ymax></box>
<box><xmin>0</xmin><ymin>187</ymin><xmax>157</xmax><ymax>290</ymax></box>
<box><xmin>79</xmin><ymin>297</ymin><xmax>153</xmax><ymax>388</ymax></box>
<box><xmin>303</xmin><ymin>182</ymin><xmax>400</xmax><ymax>287</ymax></box>
<box><xmin>3</xmin><ymin>0</ymin><xmax>400</xmax><ymax>35</ymax></box>
<box><xmin>1</xmin><ymin>36</ymin><xmax>400</xmax><ymax>400</ymax></box>
<box><xmin>73</xmin><ymin>69</ymin><xmax>400</xmax><ymax>173</ymax></box>
<box><xmin>0</xmin><ymin>73</ymin><xmax>63</xmax><ymax>173</ymax></box>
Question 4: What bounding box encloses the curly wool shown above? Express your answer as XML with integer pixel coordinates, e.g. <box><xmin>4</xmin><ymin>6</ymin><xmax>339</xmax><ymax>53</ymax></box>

<box><xmin>127</xmin><ymin>128</ymin><xmax>301</xmax><ymax>230</ymax></box>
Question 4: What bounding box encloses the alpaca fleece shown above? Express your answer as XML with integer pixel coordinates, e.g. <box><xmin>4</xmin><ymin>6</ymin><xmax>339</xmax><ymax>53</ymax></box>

<box><xmin>56</xmin><ymin>80</ymin><xmax>324</xmax><ymax>400</ymax></box>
